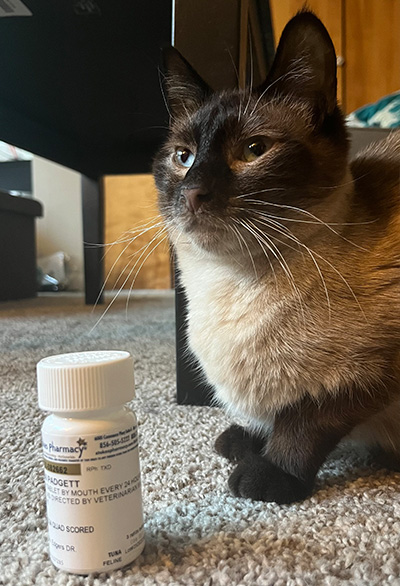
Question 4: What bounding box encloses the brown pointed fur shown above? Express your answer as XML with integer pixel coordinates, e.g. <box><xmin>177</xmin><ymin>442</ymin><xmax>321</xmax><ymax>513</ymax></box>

<box><xmin>153</xmin><ymin>12</ymin><xmax>400</xmax><ymax>503</ymax></box>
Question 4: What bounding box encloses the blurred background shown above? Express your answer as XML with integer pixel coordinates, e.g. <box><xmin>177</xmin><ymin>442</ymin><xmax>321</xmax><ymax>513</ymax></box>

<box><xmin>0</xmin><ymin>0</ymin><xmax>398</xmax><ymax>300</ymax></box>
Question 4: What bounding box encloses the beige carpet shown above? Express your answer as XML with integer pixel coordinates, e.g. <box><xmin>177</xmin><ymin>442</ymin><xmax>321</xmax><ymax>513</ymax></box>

<box><xmin>1</xmin><ymin>292</ymin><xmax>400</xmax><ymax>586</ymax></box>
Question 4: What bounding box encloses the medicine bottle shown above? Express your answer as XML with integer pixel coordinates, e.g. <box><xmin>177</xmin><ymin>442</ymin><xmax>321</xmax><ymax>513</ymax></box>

<box><xmin>37</xmin><ymin>350</ymin><xmax>145</xmax><ymax>574</ymax></box>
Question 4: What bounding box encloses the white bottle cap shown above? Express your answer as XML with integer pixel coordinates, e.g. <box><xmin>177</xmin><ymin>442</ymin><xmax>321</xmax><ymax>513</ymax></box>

<box><xmin>37</xmin><ymin>351</ymin><xmax>135</xmax><ymax>412</ymax></box>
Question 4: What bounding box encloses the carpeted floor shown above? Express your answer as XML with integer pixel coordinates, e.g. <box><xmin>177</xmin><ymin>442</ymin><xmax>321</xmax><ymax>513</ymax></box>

<box><xmin>1</xmin><ymin>292</ymin><xmax>400</xmax><ymax>586</ymax></box>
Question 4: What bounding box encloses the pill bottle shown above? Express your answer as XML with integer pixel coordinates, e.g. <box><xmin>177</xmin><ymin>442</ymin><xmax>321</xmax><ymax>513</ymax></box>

<box><xmin>37</xmin><ymin>350</ymin><xmax>145</xmax><ymax>574</ymax></box>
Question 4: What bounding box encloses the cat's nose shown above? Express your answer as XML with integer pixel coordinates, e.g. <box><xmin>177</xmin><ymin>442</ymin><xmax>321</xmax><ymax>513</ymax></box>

<box><xmin>181</xmin><ymin>186</ymin><xmax>210</xmax><ymax>214</ymax></box>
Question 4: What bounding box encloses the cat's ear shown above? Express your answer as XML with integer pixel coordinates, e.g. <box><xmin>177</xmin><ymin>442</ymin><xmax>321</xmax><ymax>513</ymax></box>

<box><xmin>260</xmin><ymin>11</ymin><xmax>337</xmax><ymax>122</ymax></box>
<box><xmin>162</xmin><ymin>47</ymin><xmax>212</xmax><ymax>118</ymax></box>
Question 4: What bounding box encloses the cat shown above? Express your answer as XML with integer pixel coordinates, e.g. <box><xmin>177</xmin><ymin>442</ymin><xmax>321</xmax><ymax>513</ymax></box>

<box><xmin>152</xmin><ymin>10</ymin><xmax>400</xmax><ymax>504</ymax></box>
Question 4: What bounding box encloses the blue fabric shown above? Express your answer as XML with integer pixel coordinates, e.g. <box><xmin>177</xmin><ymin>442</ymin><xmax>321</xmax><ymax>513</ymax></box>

<box><xmin>347</xmin><ymin>91</ymin><xmax>400</xmax><ymax>128</ymax></box>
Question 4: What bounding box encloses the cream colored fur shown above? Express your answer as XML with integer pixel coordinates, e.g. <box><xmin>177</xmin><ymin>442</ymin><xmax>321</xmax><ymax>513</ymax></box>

<box><xmin>171</xmin><ymin>156</ymin><xmax>400</xmax><ymax>454</ymax></box>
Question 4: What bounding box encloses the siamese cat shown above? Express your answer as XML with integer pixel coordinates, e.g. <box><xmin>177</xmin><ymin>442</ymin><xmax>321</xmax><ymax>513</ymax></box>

<box><xmin>153</xmin><ymin>11</ymin><xmax>400</xmax><ymax>503</ymax></box>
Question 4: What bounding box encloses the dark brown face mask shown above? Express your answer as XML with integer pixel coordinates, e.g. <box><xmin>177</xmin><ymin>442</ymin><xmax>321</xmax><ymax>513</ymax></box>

<box><xmin>152</xmin><ymin>10</ymin><xmax>400</xmax><ymax>505</ymax></box>
<box><xmin>153</xmin><ymin>11</ymin><xmax>350</xmax><ymax>256</ymax></box>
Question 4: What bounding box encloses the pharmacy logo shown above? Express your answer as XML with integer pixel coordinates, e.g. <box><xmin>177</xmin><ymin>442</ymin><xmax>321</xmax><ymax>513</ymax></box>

<box><xmin>76</xmin><ymin>438</ymin><xmax>87</xmax><ymax>458</ymax></box>
<box><xmin>45</xmin><ymin>437</ymin><xmax>88</xmax><ymax>459</ymax></box>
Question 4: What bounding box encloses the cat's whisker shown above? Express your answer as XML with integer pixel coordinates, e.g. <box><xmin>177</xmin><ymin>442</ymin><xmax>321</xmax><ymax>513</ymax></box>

<box><xmin>125</xmin><ymin>230</ymin><xmax>170</xmax><ymax>317</ymax></box>
<box><xmin>249</xmin><ymin>23</ymin><xmax>254</xmax><ymax>92</ymax></box>
<box><xmin>234</xmin><ymin>216</ymin><xmax>304</xmax><ymax>308</ymax></box>
<box><xmin>309</xmin><ymin>247</ymin><xmax>366</xmax><ymax>320</ymax></box>
<box><xmin>232</xmin><ymin>218</ymin><xmax>260</xmax><ymax>280</ymax></box>
<box><xmin>244</xmin><ymin>219</ymin><xmax>306</xmax><ymax>320</ymax></box>
<box><xmin>246</xmin><ymin>219</ymin><xmax>288</xmax><ymax>276</ymax></box>
<box><xmin>238</xmin><ymin>93</ymin><xmax>243</xmax><ymax>123</ymax></box>
<box><xmin>97</xmin><ymin>226</ymin><xmax>167</xmax><ymax>323</ymax></box>
<box><xmin>242</xmin><ymin>89</ymin><xmax>253</xmax><ymax>119</ymax></box>
<box><xmin>236</xmin><ymin>207</ymin><xmax>333</xmax><ymax>309</ymax></box>
<box><xmin>265</xmin><ymin>223</ymin><xmax>332</xmax><ymax>321</ymax></box>
<box><xmin>237</xmin><ymin>218</ymin><xmax>278</xmax><ymax>286</ymax></box>
<box><xmin>261</xmin><ymin>202</ymin><xmax>371</xmax><ymax>252</ymax></box>
<box><xmin>121</xmin><ymin>226</ymin><xmax>167</xmax><ymax>284</ymax></box>
<box><xmin>243</xmin><ymin>24</ymin><xmax>255</xmax><ymax>116</ymax></box>
<box><xmin>234</xmin><ymin>187</ymin><xmax>287</xmax><ymax>199</ymax></box>
<box><xmin>241</xmin><ymin>202</ymin><xmax>329</xmax><ymax>225</ymax></box>
<box><xmin>246</xmin><ymin>212</ymin><xmax>307</xmax><ymax>262</ymax></box>
<box><xmin>117</xmin><ymin>220</ymin><xmax>165</xmax><ymax>246</ymax></box>
<box><xmin>110</xmin><ymin>251</ymin><xmax>142</xmax><ymax>296</ymax></box>
<box><xmin>118</xmin><ymin>215</ymin><xmax>165</xmax><ymax>235</ymax></box>
<box><xmin>236</xmin><ymin>189</ymin><xmax>373</xmax><ymax>226</ymax></box>
<box><xmin>314</xmin><ymin>170</ymin><xmax>383</xmax><ymax>192</ymax></box>
<box><xmin>236</xmin><ymin>196</ymin><xmax>370</xmax><ymax>251</ymax></box>
<box><xmin>90</xmin><ymin>219</ymin><xmax>166</xmax><ymax>313</ymax></box>
<box><xmin>230</xmin><ymin>223</ymin><xmax>246</xmax><ymax>255</ymax></box>
<box><xmin>221</xmin><ymin>223</ymin><xmax>249</xmax><ymax>269</ymax></box>
<box><xmin>125</xmin><ymin>227</ymin><xmax>168</xmax><ymax>262</ymax></box>
<box><xmin>251</xmin><ymin>212</ymin><xmax>365</xmax><ymax>320</ymax></box>
<box><xmin>246</xmin><ymin>196</ymin><xmax>360</xmax><ymax>226</ymax></box>
<box><xmin>92</xmin><ymin>238</ymin><xmax>136</xmax><ymax>314</ymax></box>
<box><xmin>158</xmin><ymin>65</ymin><xmax>172</xmax><ymax>120</ymax></box>
<box><xmin>236</xmin><ymin>189</ymin><xmax>375</xmax><ymax>227</ymax></box>
<box><xmin>225</xmin><ymin>45</ymin><xmax>240</xmax><ymax>87</ymax></box>
<box><xmin>84</xmin><ymin>216</ymin><xmax>165</xmax><ymax>249</ymax></box>
<box><xmin>89</xmin><ymin>225</ymin><xmax>168</xmax><ymax>331</ymax></box>
<box><xmin>255</xmin><ymin>213</ymin><xmax>334</xmax><ymax>316</ymax></box>
<box><xmin>169</xmin><ymin>223</ymin><xmax>187</xmax><ymax>247</ymax></box>
<box><xmin>163</xmin><ymin>214</ymin><xmax>191</xmax><ymax>247</ymax></box>
<box><xmin>240</xmin><ymin>210</ymin><xmax>331</xmax><ymax>316</ymax></box>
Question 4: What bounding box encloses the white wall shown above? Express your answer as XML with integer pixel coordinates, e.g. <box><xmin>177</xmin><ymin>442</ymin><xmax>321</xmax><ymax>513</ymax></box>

<box><xmin>33</xmin><ymin>156</ymin><xmax>84</xmax><ymax>291</ymax></box>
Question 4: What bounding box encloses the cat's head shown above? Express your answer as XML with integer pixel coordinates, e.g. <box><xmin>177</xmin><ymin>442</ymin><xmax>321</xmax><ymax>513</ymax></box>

<box><xmin>153</xmin><ymin>11</ymin><xmax>349</xmax><ymax>255</ymax></box>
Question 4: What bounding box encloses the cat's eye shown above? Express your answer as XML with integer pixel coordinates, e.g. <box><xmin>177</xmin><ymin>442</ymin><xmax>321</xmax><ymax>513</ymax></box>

<box><xmin>242</xmin><ymin>138</ymin><xmax>270</xmax><ymax>162</ymax></box>
<box><xmin>175</xmin><ymin>147</ymin><xmax>195</xmax><ymax>168</ymax></box>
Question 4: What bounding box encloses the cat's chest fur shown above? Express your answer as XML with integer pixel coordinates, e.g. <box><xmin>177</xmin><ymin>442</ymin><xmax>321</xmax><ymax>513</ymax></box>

<box><xmin>176</xmin><ymin>245</ymin><xmax>316</xmax><ymax>419</ymax></box>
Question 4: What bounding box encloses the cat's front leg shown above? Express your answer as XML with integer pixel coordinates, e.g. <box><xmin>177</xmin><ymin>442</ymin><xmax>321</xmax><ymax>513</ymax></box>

<box><xmin>227</xmin><ymin>390</ymin><xmax>392</xmax><ymax>504</ymax></box>
<box><xmin>214</xmin><ymin>424</ymin><xmax>265</xmax><ymax>462</ymax></box>
<box><xmin>214</xmin><ymin>426</ymin><xmax>312</xmax><ymax>503</ymax></box>
<box><xmin>228</xmin><ymin>453</ymin><xmax>314</xmax><ymax>504</ymax></box>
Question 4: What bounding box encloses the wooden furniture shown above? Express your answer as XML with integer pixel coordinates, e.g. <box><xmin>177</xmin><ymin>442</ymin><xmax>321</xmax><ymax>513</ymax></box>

<box><xmin>104</xmin><ymin>175</ymin><xmax>171</xmax><ymax>291</ymax></box>
<box><xmin>269</xmin><ymin>0</ymin><xmax>400</xmax><ymax>113</ymax></box>
<box><xmin>0</xmin><ymin>0</ymin><xmax>172</xmax><ymax>304</ymax></box>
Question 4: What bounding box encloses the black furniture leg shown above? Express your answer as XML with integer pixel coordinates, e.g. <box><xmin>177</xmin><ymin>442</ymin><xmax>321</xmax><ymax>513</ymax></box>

<box><xmin>175</xmin><ymin>268</ymin><xmax>213</xmax><ymax>405</ymax></box>
<box><xmin>81</xmin><ymin>175</ymin><xmax>104</xmax><ymax>306</ymax></box>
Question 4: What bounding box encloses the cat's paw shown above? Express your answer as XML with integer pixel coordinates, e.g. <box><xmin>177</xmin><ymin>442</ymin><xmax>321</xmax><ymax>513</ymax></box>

<box><xmin>228</xmin><ymin>455</ymin><xmax>312</xmax><ymax>504</ymax></box>
<box><xmin>369</xmin><ymin>446</ymin><xmax>400</xmax><ymax>472</ymax></box>
<box><xmin>214</xmin><ymin>424</ymin><xmax>265</xmax><ymax>462</ymax></box>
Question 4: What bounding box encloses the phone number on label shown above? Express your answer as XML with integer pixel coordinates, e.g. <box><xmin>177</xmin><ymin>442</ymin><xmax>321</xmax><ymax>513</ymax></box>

<box><xmin>99</xmin><ymin>436</ymin><xmax>130</xmax><ymax>449</ymax></box>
